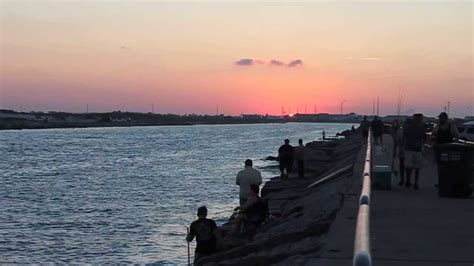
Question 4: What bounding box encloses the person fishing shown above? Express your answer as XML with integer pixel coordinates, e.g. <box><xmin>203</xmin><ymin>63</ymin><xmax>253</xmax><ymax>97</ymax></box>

<box><xmin>236</xmin><ymin>159</ymin><xmax>262</xmax><ymax>206</ymax></box>
<box><xmin>294</xmin><ymin>139</ymin><xmax>305</xmax><ymax>178</ymax></box>
<box><xmin>186</xmin><ymin>206</ymin><xmax>219</xmax><ymax>265</ymax></box>
<box><xmin>278</xmin><ymin>139</ymin><xmax>294</xmax><ymax>179</ymax></box>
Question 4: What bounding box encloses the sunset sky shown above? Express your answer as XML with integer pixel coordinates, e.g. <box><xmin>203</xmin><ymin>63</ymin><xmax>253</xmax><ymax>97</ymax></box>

<box><xmin>1</xmin><ymin>1</ymin><xmax>473</xmax><ymax>117</ymax></box>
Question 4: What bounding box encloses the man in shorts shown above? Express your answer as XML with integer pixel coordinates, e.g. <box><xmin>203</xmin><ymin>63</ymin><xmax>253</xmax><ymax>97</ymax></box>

<box><xmin>403</xmin><ymin>113</ymin><xmax>426</xmax><ymax>190</ymax></box>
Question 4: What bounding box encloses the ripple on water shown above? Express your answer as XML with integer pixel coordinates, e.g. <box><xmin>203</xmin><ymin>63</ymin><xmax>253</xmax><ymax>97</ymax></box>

<box><xmin>0</xmin><ymin>123</ymin><xmax>354</xmax><ymax>264</ymax></box>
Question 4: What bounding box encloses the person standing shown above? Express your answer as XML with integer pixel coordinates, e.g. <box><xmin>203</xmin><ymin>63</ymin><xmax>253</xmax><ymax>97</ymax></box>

<box><xmin>186</xmin><ymin>206</ymin><xmax>219</xmax><ymax>264</ymax></box>
<box><xmin>431</xmin><ymin>112</ymin><xmax>459</xmax><ymax>188</ymax></box>
<box><xmin>396</xmin><ymin>120</ymin><xmax>407</xmax><ymax>186</ymax></box>
<box><xmin>432</xmin><ymin>112</ymin><xmax>459</xmax><ymax>145</ymax></box>
<box><xmin>372</xmin><ymin>116</ymin><xmax>384</xmax><ymax>145</ymax></box>
<box><xmin>278</xmin><ymin>139</ymin><xmax>294</xmax><ymax>179</ymax></box>
<box><xmin>236</xmin><ymin>159</ymin><xmax>262</xmax><ymax>206</ymax></box>
<box><xmin>294</xmin><ymin>139</ymin><xmax>305</xmax><ymax>178</ymax></box>
<box><xmin>360</xmin><ymin>116</ymin><xmax>370</xmax><ymax>143</ymax></box>
<box><xmin>403</xmin><ymin>114</ymin><xmax>426</xmax><ymax>190</ymax></box>
<box><xmin>390</xmin><ymin>119</ymin><xmax>401</xmax><ymax>158</ymax></box>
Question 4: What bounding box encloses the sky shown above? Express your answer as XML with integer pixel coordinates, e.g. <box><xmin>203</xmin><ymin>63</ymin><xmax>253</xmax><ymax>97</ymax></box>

<box><xmin>1</xmin><ymin>1</ymin><xmax>473</xmax><ymax>117</ymax></box>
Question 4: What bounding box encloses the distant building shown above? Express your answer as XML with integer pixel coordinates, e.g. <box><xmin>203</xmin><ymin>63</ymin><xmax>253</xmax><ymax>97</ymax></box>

<box><xmin>292</xmin><ymin>113</ymin><xmax>357</xmax><ymax>123</ymax></box>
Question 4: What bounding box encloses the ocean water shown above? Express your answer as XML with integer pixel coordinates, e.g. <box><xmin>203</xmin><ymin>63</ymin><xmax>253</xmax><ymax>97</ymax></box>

<box><xmin>0</xmin><ymin>122</ymin><xmax>354</xmax><ymax>264</ymax></box>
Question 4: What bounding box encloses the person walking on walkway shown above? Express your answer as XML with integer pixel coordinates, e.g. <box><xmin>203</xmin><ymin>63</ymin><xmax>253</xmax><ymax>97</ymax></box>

<box><xmin>396</xmin><ymin>119</ymin><xmax>407</xmax><ymax>186</ymax></box>
<box><xmin>294</xmin><ymin>139</ymin><xmax>305</xmax><ymax>178</ymax></box>
<box><xmin>278</xmin><ymin>139</ymin><xmax>294</xmax><ymax>179</ymax></box>
<box><xmin>186</xmin><ymin>206</ymin><xmax>220</xmax><ymax>265</ymax></box>
<box><xmin>403</xmin><ymin>114</ymin><xmax>426</xmax><ymax>190</ymax></box>
<box><xmin>432</xmin><ymin>112</ymin><xmax>459</xmax><ymax>145</ymax></box>
<box><xmin>360</xmin><ymin>116</ymin><xmax>370</xmax><ymax>143</ymax></box>
<box><xmin>236</xmin><ymin>159</ymin><xmax>262</xmax><ymax>206</ymax></box>
<box><xmin>372</xmin><ymin>116</ymin><xmax>384</xmax><ymax>145</ymax></box>
<box><xmin>390</xmin><ymin>119</ymin><xmax>401</xmax><ymax>157</ymax></box>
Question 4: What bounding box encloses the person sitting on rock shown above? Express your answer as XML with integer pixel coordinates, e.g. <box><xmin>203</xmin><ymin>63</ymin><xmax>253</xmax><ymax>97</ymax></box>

<box><xmin>236</xmin><ymin>159</ymin><xmax>262</xmax><ymax>206</ymax></box>
<box><xmin>278</xmin><ymin>139</ymin><xmax>294</xmax><ymax>179</ymax></box>
<box><xmin>234</xmin><ymin>184</ymin><xmax>268</xmax><ymax>234</ymax></box>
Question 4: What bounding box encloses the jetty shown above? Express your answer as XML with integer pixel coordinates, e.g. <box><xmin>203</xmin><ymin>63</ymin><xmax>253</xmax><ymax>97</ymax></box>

<box><xmin>198</xmin><ymin>130</ymin><xmax>473</xmax><ymax>265</ymax></box>
<box><xmin>314</xmin><ymin>134</ymin><xmax>473</xmax><ymax>266</ymax></box>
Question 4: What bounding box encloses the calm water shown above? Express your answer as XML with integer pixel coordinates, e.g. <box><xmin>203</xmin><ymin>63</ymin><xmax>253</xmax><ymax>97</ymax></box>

<box><xmin>0</xmin><ymin>123</ymin><xmax>354</xmax><ymax>264</ymax></box>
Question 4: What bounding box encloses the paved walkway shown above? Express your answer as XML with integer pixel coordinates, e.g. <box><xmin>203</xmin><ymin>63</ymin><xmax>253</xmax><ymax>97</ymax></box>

<box><xmin>311</xmin><ymin>134</ymin><xmax>473</xmax><ymax>266</ymax></box>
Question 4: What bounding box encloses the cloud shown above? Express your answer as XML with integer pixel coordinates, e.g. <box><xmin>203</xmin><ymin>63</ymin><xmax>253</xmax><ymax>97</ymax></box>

<box><xmin>362</xmin><ymin>57</ymin><xmax>381</xmax><ymax>61</ymax></box>
<box><xmin>288</xmin><ymin>59</ymin><xmax>303</xmax><ymax>67</ymax></box>
<box><xmin>270</xmin><ymin>59</ymin><xmax>284</xmax><ymax>66</ymax></box>
<box><xmin>235</xmin><ymin>58</ymin><xmax>254</xmax><ymax>66</ymax></box>
<box><xmin>234</xmin><ymin>58</ymin><xmax>303</xmax><ymax>68</ymax></box>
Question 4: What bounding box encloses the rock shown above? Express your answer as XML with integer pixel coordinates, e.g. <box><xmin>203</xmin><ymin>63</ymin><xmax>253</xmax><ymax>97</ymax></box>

<box><xmin>264</xmin><ymin>156</ymin><xmax>279</xmax><ymax>161</ymax></box>
<box><xmin>200</xmin><ymin>133</ymin><xmax>362</xmax><ymax>265</ymax></box>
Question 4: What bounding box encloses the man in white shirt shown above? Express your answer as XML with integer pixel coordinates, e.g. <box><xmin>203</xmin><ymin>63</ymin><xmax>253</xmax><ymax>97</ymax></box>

<box><xmin>236</xmin><ymin>159</ymin><xmax>262</xmax><ymax>205</ymax></box>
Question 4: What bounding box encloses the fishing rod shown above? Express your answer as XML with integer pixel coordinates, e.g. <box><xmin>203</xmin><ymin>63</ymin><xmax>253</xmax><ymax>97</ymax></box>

<box><xmin>186</xmin><ymin>226</ymin><xmax>190</xmax><ymax>266</ymax></box>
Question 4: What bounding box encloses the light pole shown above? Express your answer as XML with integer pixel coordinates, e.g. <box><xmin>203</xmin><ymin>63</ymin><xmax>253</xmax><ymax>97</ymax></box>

<box><xmin>340</xmin><ymin>100</ymin><xmax>347</xmax><ymax>115</ymax></box>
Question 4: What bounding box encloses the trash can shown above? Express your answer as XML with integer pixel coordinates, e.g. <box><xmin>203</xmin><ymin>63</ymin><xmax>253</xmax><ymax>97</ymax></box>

<box><xmin>373</xmin><ymin>165</ymin><xmax>392</xmax><ymax>190</ymax></box>
<box><xmin>434</xmin><ymin>142</ymin><xmax>474</xmax><ymax>198</ymax></box>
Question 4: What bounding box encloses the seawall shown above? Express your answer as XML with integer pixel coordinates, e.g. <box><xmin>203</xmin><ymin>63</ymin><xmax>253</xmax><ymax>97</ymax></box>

<box><xmin>199</xmin><ymin>129</ymin><xmax>364</xmax><ymax>265</ymax></box>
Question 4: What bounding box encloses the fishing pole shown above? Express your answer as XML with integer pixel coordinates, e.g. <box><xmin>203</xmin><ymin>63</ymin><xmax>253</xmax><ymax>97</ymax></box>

<box><xmin>186</xmin><ymin>226</ymin><xmax>190</xmax><ymax>266</ymax></box>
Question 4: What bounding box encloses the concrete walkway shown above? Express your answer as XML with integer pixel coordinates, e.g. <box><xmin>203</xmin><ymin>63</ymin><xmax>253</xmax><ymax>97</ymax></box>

<box><xmin>370</xmin><ymin>135</ymin><xmax>474</xmax><ymax>265</ymax></box>
<box><xmin>311</xmin><ymin>134</ymin><xmax>473</xmax><ymax>266</ymax></box>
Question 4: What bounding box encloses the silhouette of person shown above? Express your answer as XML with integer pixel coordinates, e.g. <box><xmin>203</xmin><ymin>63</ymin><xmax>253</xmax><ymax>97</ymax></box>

<box><xmin>431</xmin><ymin>112</ymin><xmax>459</xmax><ymax>188</ymax></box>
<box><xmin>372</xmin><ymin>116</ymin><xmax>384</xmax><ymax>145</ymax></box>
<box><xmin>236</xmin><ymin>159</ymin><xmax>262</xmax><ymax>206</ymax></box>
<box><xmin>432</xmin><ymin>112</ymin><xmax>459</xmax><ymax>144</ymax></box>
<box><xmin>186</xmin><ymin>206</ymin><xmax>220</xmax><ymax>264</ymax></box>
<box><xmin>403</xmin><ymin>113</ymin><xmax>426</xmax><ymax>190</ymax></box>
<box><xmin>360</xmin><ymin>116</ymin><xmax>370</xmax><ymax>143</ymax></box>
<box><xmin>391</xmin><ymin>119</ymin><xmax>401</xmax><ymax>159</ymax></box>
<box><xmin>396</xmin><ymin>119</ymin><xmax>408</xmax><ymax>186</ymax></box>
<box><xmin>294</xmin><ymin>139</ymin><xmax>305</xmax><ymax>178</ymax></box>
<box><xmin>234</xmin><ymin>184</ymin><xmax>268</xmax><ymax>234</ymax></box>
<box><xmin>278</xmin><ymin>139</ymin><xmax>294</xmax><ymax>179</ymax></box>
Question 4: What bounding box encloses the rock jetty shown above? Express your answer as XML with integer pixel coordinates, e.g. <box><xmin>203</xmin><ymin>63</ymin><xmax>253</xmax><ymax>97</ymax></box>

<box><xmin>199</xmin><ymin>129</ymin><xmax>363</xmax><ymax>265</ymax></box>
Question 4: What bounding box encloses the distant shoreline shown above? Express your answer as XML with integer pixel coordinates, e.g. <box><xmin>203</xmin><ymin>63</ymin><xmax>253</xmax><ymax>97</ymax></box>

<box><xmin>0</xmin><ymin>110</ymin><xmax>359</xmax><ymax>131</ymax></box>
<box><xmin>0</xmin><ymin>120</ymin><xmax>361</xmax><ymax>131</ymax></box>
<box><xmin>0</xmin><ymin>121</ymin><xmax>278</xmax><ymax>131</ymax></box>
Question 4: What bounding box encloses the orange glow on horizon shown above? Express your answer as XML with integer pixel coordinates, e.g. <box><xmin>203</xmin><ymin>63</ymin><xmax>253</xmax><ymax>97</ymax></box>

<box><xmin>1</xmin><ymin>1</ymin><xmax>472</xmax><ymax>117</ymax></box>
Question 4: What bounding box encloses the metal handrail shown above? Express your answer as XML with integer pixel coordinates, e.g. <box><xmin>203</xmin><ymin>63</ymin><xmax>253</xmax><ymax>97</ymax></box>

<box><xmin>307</xmin><ymin>164</ymin><xmax>353</xmax><ymax>189</ymax></box>
<box><xmin>353</xmin><ymin>129</ymin><xmax>372</xmax><ymax>266</ymax></box>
